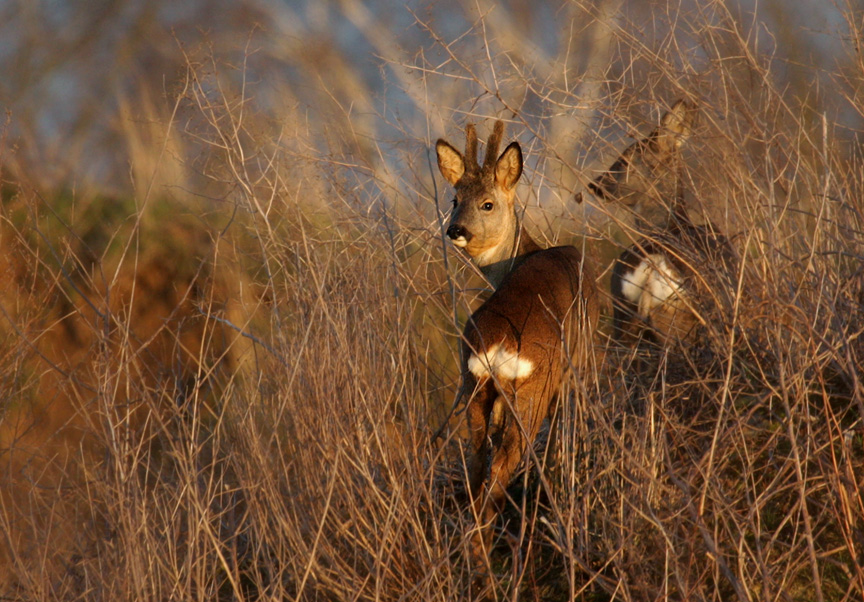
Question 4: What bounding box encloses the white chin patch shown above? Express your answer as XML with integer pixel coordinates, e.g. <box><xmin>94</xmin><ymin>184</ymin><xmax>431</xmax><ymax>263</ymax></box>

<box><xmin>450</xmin><ymin>237</ymin><xmax>468</xmax><ymax>248</ymax></box>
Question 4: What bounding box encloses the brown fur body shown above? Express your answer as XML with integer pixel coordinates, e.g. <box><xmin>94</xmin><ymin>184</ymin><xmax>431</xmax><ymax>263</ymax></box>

<box><xmin>461</xmin><ymin>245</ymin><xmax>597</xmax><ymax>539</ymax></box>
<box><xmin>437</xmin><ymin>121</ymin><xmax>598</xmax><ymax>579</ymax></box>
<box><xmin>610</xmin><ymin>217</ymin><xmax>736</xmax><ymax>346</ymax></box>
<box><xmin>581</xmin><ymin>100</ymin><xmax>736</xmax><ymax>346</ymax></box>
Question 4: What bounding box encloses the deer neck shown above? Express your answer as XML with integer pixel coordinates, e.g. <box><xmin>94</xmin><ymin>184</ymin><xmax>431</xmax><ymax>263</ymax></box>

<box><xmin>664</xmin><ymin>176</ymin><xmax>693</xmax><ymax>233</ymax></box>
<box><xmin>476</xmin><ymin>216</ymin><xmax>541</xmax><ymax>289</ymax></box>
<box><xmin>639</xmin><ymin>173</ymin><xmax>691</xmax><ymax>233</ymax></box>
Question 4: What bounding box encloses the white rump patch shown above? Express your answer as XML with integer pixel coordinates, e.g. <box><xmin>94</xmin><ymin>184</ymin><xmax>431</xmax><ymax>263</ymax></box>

<box><xmin>620</xmin><ymin>254</ymin><xmax>683</xmax><ymax>314</ymax></box>
<box><xmin>467</xmin><ymin>344</ymin><xmax>534</xmax><ymax>381</ymax></box>
<box><xmin>620</xmin><ymin>261</ymin><xmax>653</xmax><ymax>304</ymax></box>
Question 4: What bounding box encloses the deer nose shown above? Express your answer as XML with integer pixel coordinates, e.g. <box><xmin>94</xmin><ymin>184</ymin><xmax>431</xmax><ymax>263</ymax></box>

<box><xmin>447</xmin><ymin>224</ymin><xmax>471</xmax><ymax>242</ymax></box>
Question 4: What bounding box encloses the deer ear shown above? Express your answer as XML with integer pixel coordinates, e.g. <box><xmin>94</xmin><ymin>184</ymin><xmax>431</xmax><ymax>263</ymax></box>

<box><xmin>495</xmin><ymin>142</ymin><xmax>523</xmax><ymax>191</ymax></box>
<box><xmin>655</xmin><ymin>100</ymin><xmax>695</xmax><ymax>154</ymax></box>
<box><xmin>436</xmin><ymin>140</ymin><xmax>465</xmax><ymax>186</ymax></box>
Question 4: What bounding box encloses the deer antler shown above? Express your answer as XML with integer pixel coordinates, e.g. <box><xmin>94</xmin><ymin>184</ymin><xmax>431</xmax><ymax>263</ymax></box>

<box><xmin>482</xmin><ymin>121</ymin><xmax>504</xmax><ymax>175</ymax></box>
<box><xmin>463</xmin><ymin>123</ymin><xmax>479</xmax><ymax>174</ymax></box>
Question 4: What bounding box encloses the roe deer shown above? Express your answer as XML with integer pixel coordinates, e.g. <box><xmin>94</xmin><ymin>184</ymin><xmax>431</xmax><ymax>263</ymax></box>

<box><xmin>577</xmin><ymin>100</ymin><xmax>736</xmax><ymax>347</ymax></box>
<box><xmin>437</xmin><ymin>121</ymin><xmax>599</xmax><ymax>575</ymax></box>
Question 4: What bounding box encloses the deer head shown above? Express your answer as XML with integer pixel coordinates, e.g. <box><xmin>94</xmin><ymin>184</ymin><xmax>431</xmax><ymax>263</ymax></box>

<box><xmin>437</xmin><ymin>121</ymin><xmax>537</xmax><ymax>284</ymax></box>
<box><xmin>580</xmin><ymin>99</ymin><xmax>696</xmax><ymax>228</ymax></box>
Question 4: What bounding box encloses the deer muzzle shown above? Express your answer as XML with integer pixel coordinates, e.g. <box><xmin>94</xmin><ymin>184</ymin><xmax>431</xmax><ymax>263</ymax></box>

<box><xmin>446</xmin><ymin>224</ymin><xmax>471</xmax><ymax>247</ymax></box>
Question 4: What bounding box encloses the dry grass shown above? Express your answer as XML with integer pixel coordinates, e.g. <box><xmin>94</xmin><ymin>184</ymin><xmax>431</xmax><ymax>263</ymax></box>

<box><xmin>1</xmin><ymin>1</ymin><xmax>863</xmax><ymax>600</ymax></box>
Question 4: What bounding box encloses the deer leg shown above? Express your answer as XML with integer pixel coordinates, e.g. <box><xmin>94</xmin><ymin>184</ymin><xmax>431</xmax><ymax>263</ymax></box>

<box><xmin>480</xmin><ymin>378</ymin><xmax>552</xmax><ymax>546</ymax></box>
<box><xmin>465</xmin><ymin>378</ymin><xmax>495</xmax><ymax>499</ymax></box>
<box><xmin>468</xmin><ymin>394</ymin><xmax>522</xmax><ymax>568</ymax></box>
<box><xmin>463</xmin><ymin>380</ymin><xmax>499</xmax><ymax>593</ymax></box>
<box><xmin>486</xmin><ymin>406</ymin><xmax>524</xmax><ymax>516</ymax></box>
<box><xmin>611</xmin><ymin>263</ymin><xmax>643</xmax><ymax>346</ymax></box>
<box><xmin>467</xmin><ymin>425</ymin><xmax>489</xmax><ymax>509</ymax></box>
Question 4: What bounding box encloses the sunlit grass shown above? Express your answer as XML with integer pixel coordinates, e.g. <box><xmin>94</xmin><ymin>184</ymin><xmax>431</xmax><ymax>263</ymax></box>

<box><xmin>1</xmin><ymin>3</ymin><xmax>863</xmax><ymax>600</ymax></box>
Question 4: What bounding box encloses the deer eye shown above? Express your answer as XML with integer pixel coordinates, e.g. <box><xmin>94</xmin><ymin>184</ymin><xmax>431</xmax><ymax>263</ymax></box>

<box><xmin>481</xmin><ymin>201</ymin><xmax>494</xmax><ymax>211</ymax></box>
<box><xmin>450</xmin><ymin>198</ymin><xmax>457</xmax><ymax>207</ymax></box>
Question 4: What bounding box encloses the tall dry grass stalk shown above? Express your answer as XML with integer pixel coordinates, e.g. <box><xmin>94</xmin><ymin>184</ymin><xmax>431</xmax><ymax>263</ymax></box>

<box><xmin>1</xmin><ymin>1</ymin><xmax>862</xmax><ymax>600</ymax></box>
